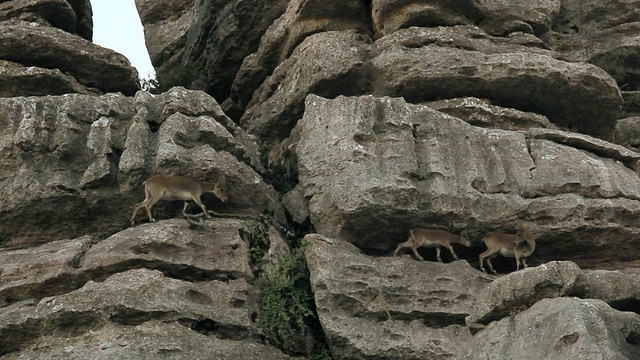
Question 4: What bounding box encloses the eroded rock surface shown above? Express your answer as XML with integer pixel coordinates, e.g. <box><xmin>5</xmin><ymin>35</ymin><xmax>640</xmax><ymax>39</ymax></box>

<box><xmin>463</xmin><ymin>297</ymin><xmax>640</xmax><ymax>360</ymax></box>
<box><xmin>135</xmin><ymin>0</ymin><xmax>288</xmax><ymax>101</ymax></box>
<box><xmin>0</xmin><ymin>219</ymin><xmax>298</xmax><ymax>359</ymax></box>
<box><xmin>0</xmin><ymin>88</ymin><xmax>283</xmax><ymax>246</ymax></box>
<box><xmin>0</xmin><ymin>0</ymin><xmax>92</xmax><ymax>40</ymax></box>
<box><xmin>241</xmin><ymin>26</ymin><xmax>621</xmax><ymax>142</ymax></box>
<box><xmin>304</xmin><ymin>234</ymin><xmax>493</xmax><ymax>359</ymax></box>
<box><xmin>296</xmin><ymin>94</ymin><xmax>640</xmax><ymax>269</ymax></box>
<box><xmin>0</xmin><ymin>20</ymin><xmax>138</xmax><ymax>96</ymax></box>
<box><xmin>227</xmin><ymin>0</ymin><xmax>371</xmax><ymax>119</ymax></box>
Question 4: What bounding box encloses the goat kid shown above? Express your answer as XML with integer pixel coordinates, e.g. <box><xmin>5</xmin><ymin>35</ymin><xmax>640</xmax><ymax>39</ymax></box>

<box><xmin>479</xmin><ymin>229</ymin><xmax>536</xmax><ymax>274</ymax></box>
<box><xmin>130</xmin><ymin>175</ymin><xmax>228</xmax><ymax>224</ymax></box>
<box><xmin>394</xmin><ymin>228</ymin><xmax>471</xmax><ymax>262</ymax></box>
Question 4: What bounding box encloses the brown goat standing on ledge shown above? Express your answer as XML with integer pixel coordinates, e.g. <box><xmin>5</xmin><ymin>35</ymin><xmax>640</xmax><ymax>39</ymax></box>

<box><xmin>130</xmin><ymin>175</ymin><xmax>228</xmax><ymax>225</ymax></box>
<box><xmin>394</xmin><ymin>228</ymin><xmax>471</xmax><ymax>262</ymax></box>
<box><xmin>479</xmin><ymin>229</ymin><xmax>536</xmax><ymax>274</ymax></box>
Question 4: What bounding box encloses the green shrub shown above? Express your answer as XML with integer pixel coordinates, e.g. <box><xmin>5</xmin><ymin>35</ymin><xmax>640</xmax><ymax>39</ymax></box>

<box><xmin>257</xmin><ymin>239</ymin><xmax>314</xmax><ymax>350</ymax></box>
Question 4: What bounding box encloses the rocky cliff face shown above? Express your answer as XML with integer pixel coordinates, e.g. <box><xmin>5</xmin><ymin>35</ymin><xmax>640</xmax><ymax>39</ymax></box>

<box><xmin>1</xmin><ymin>0</ymin><xmax>640</xmax><ymax>359</ymax></box>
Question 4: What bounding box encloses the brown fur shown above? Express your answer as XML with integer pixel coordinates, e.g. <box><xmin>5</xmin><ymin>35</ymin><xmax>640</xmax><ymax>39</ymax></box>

<box><xmin>394</xmin><ymin>228</ymin><xmax>471</xmax><ymax>262</ymax></box>
<box><xmin>130</xmin><ymin>175</ymin><xmax>228</xmax><ymax>224</ymax></box>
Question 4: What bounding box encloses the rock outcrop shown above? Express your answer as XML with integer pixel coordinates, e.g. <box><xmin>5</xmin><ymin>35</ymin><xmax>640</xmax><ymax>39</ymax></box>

<box><xmin>0</xmin><ymin>20</ymin><xmax>139</xmax><ymax>96</ymax></box>
<box><xmin>0</xmin><ymin>0</ymin><xmax>92</xmax><ymax>40</ymax></box>
<box><xmin>0</xmin><ymin>87</ymin><xmax>284</xmax><ymax>247</ymax></box>
<box><xmin>305</xmin><ymin>236</ymin><xmax>640</xmax><ymax>359</ymax></box>
<box><xmin>0</xmin><ymin>0</ymin><xmax>139</xmax><ymax>97</ymax></box>
<box><xmin>0</xmin><ymin>219</ymin><xmax>294</xmax><ymax>359</ymax></box>
<box><xmin>295</xmin><ymin>94</ymin><xmax>640</xmax><ymax>270</ymax></box>
<box><xmin>2</xmin><ymin>0</ymin><xmax>640</xmax><ymax>358</ymax></box>
<box><xmin>134</xmin><ymin>0</ymin><xmax>288</xmax><ymax>102</ymax></box>
<box><xmin>240</xmin><ymin>26</ymin><xmax>622</xmax><ymax>142</ymax></box>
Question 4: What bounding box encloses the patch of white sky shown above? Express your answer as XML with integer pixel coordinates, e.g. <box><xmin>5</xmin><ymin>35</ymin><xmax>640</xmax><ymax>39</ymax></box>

<box><xmin>90</xmin><ymin>0</ymin><xmax>155</xmax><ymax>80</ymax></box>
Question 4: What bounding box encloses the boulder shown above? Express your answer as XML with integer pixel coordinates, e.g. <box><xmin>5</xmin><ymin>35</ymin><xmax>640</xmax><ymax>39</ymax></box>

<box><xmin>0</xmin><ymin>0</ymin><xmax>77</xmax><ymax>34</ymax></box>
<box><xmin>462</xmin><ymin>297</ymin><xmax>640</xmax><ymax>360</ymax></box>
<box><xmin>467</xmin><ymin>261</ymin><xmax>586</xmax><ymax>326</ymax></box>
<box><xmin>304</xmin><ymin>234</ymin><xmax>493</xmax><ymax>359</ymax></box>
<box><xmin>135</xmin><ymin>0</ymin><xmax>288</xmax><ymax>102</ymax></box>
<box><xmin>0</xmin><ymin>20</ymin><xmax>139</xmax><ymax>96</ymax></box>
<box><xmin>227</xmin><ymin>0</ymin><xmax>371</xmax><ymax>119</ymax></box>
<box><xmin>542</xmin><ymin>0</ymin><xmax>640</xmax><ymax>90</ymax></box>
<box><xmin>296</xmin><ymin>94</ymin><xmax>640</xmax><ymax>269</ymax></box>
<box><xmin>584</xmin><ymin>268</ymin><xmax>640</xmax><ymax>312</ymax></box>
<box><xmin>0</xmin><ymin>268</ymin><xmax>294</xmax><ymax>359</ymax></box>
<box><xmin>0</xmin><ymin>60</ymin><xmax>97</xmax><ymax>96</ymax></box>
<box><xmin>242</xmin><ymin>26</ymin><xmax>622</xmax><ymax>141</ymax></box>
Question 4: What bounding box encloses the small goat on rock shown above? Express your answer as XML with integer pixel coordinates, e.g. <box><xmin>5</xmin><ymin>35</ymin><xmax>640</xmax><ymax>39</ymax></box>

<box><xmin>130</xmin><ymin>175</ymin><xmax>228</xmax><ymax>224</ymax></box>
<box><xmin>394</xmin><ymin>228</ymin><xmax>471</xmax><ymax>262</ymax></box>
<box><xmin>479</xmin><ymin>229</ymin><xmax>536</xmax><ymax>274</ymax></box>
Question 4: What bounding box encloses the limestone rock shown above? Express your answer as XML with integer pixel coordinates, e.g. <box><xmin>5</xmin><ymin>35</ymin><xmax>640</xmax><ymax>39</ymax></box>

<box><xmin>0</xmin><ymin>0</ymin><xmax>91</xmax><ymax>40</ymax></box>
<box><xmin>371</xmin><ymin>0</ymin><xmax>472</xmax><ymax>38</ymax></box>
<box><xmin>281</xmin><ymin>184</ymin><xmax>310</xmax><ymax>225</ymax></box>
<box><xmin>78</xmin><ymin>219</ymin><xmax>253</xmax><ymax>283</ymax></box>
<box><xmin>371</xmin><ymin>0</ymin><xmax>560</xmax><ymax>38</ymax></box>
<box><xmin>616</xmin><ymin>116</ymin><xmax>640</xmax><ymax>150</ymax></box>
<box><xmin>0</xmin><ymin>268</ymin><xmax>294</xmax><ymax>358</ymax></box>
<box><xmin>227</xmin><ymin>0</ymin><xmax>371</xmax><ymax>119</ymax></box>
<box><xmin>470</xmin><ymin>0</ymin><xmax>560</xmax><ymax>36</ymax></box>
<box><xmin>121</xmin><ymin>88</ymin><xmax>284</xmax><ymax>224</ymax></box>
<box><xmin>371</xmin><ymin>26</ymin><xmax>621</xmax><ymax>139</ymax></box>
<box><xmin>134</xmin><ymin>0</ymin><xmax>194</xmax><ymax>77</ymax></box>
<box><xmin>0</xmin><ymin>61</ymin><xmax>97</xmax><ymax>96</ymax></box>
<box><xmin>462</xmin><ymin>297</ymin><xmax>640</xmax><ymax>360</ymax></box>
<box><xmin>304</xmin><ymin>234</ymin><xmax>493</xmax><ymax>359</ymax></box>
<box><xmin>584</xmin><ymin>268</ymin><xmax>640</xmax><ymax>312</ymax></box>
<box><xmin>1</xmin><ymin>321</ymin><xmax>295</xmax><ymax>359</ymax></box>
<box><xmin>296</xmin><ymin>94</ymin><xmax>640</xmax><ymax>269</ymax></box>
<box><xmin>0</xmin><ymin>20</ymin><xmax>139</xmax><ymax>96</ymax></box>
<box><xmin>66</xmin><ymin>0</ymin><xmax>92</xmax><ymax>40</ymax></box>
<box><xmin>0</xmin><ymin>89</ymin><xmax>283</xmax><ymax>246</ymax></box>
<box><xmin>0</xmin><ymin>0</ymin><xmax>76</xmax><ymax>34</ymax></box>
<box><xmin>242</xmin><ymin>26</ymin><xmax>622</xmax><ymax>141</ymax></box>
<box><xmin>0</xmin><ymin>236</ymin><xmax>90</xmax><ymax>307</ymax></box>
<box><xmin>622</xmin><ymin>91</ymin><xmax>640</xmax><ymax>118</ymax></box>
<box><xmin>240</xmin><ymin>30</ymin><xmax>372</xmax><ymax>142</ymax></box>
<box><xmin>542</xmin><ymin>0</ymin><xmax>640</xmax><ymax>90</ymax></box>
<box><xmin>135</xmin><ymin>0</ymin><xmax>288</xmax><ymax>102</ymax></box>
<box><xmin>467</xmin><ymin>261</ymin><xmax>586</xmax><ymax>326</ymax></box>
<box><xmin>0</xmin><ymin>92</ymin><xmax>135</xmax><ymax>245</ymax></box>
<box><xmin>426</xmin><ymin>97</ymin><xmax>558</xmax><ymax>131</ymax></box>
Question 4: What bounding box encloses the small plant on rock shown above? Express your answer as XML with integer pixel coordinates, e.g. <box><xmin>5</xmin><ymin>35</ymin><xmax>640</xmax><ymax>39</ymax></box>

<box><xmin>256</xmin><ymin>239</ymin><xmax>314</xmax><ymax>351</ymax></box>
